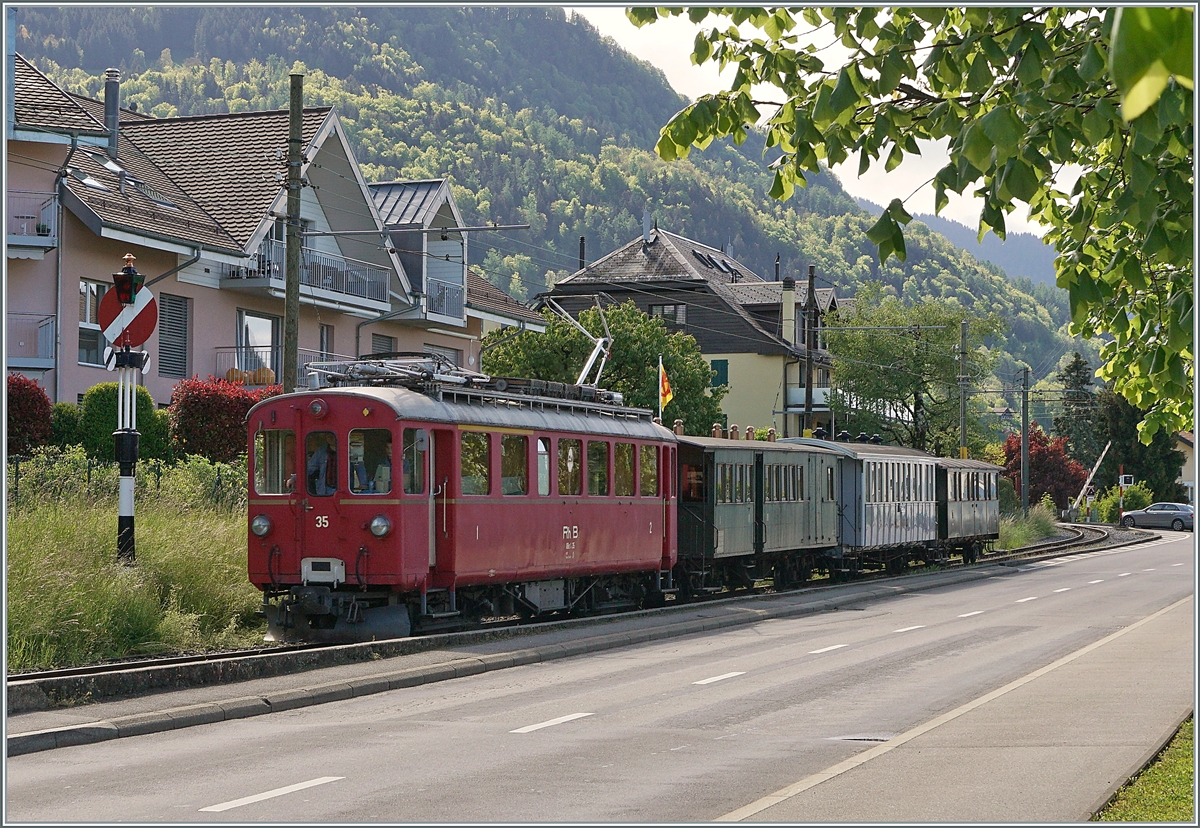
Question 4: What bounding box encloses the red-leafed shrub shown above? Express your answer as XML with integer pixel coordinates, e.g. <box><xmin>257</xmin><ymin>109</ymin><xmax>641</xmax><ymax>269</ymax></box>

<box><xmin>168</xmin><ymin>377</ymin><xmax>281</xmax><ymax>463</ymax></box>
<box><xmin>1002</xmin><ymin>423</ymin><xmax>1089</xmax><ymax>510</ymax></box>
<box><xmin>7</xmin><ymin>374</ymin><xmax>53</xmax><ymax>456</ymax></box>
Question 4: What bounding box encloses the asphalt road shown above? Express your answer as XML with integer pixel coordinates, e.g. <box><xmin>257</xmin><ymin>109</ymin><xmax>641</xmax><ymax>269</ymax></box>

<box><xmin>6</xmin><ymin>532</ymin><xmax>1193</xmax><ymax>823</ymax></box>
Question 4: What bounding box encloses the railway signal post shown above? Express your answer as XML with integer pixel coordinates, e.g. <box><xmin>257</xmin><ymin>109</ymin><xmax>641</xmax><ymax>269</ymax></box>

<box><xmin>100</xmin><ymin>254</ymin><xmax>156</xmax><ymax>564</ymax></box>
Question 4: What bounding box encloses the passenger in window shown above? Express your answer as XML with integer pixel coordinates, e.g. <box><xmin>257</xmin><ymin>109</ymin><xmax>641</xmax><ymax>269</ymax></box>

<box><xmin>306</xmin><ymin>436</ymin><xmax>337</xmax><ymax>496</ymax></box>
<box><xmin>374</xmin><ymin>438</ymin><xmax>393</xmax><ymax>494</ymax></box>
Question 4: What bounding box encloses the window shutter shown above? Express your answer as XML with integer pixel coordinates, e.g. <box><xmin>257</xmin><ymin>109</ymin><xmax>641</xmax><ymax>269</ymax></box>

<box><xmin>158</xmin><ymin>294</ymin><xmax>190</xmax><ymax>378</ymax></box>
<box><xmin>371</xmin><ymin>333</ymin><xmax>395</xmax><ymax>355</ymax></box>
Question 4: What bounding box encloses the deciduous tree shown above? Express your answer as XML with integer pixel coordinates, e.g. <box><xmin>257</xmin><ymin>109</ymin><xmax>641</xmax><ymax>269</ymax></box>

<box><xmin>633</xmin><ymin>6</ymin><xmax>1193</xmax><ymax>442</ymax></box>
<box><xmin>1002</xmin><ymin>423</ymin><xmax>1088</xmax><ymax>509</ymax></box>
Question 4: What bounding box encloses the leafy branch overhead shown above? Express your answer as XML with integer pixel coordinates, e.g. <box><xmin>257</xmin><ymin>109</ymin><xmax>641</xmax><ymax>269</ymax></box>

<box><xmin>631</xmin><ymin>6</ymin><xmax>1193</xmax><ymax>443</ymax></box>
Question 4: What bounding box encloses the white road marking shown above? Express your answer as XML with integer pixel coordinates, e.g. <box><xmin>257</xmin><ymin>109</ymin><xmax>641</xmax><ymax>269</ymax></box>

<box><xmin>1015</xmin><ymin>596</ymin><xmax>1038</xmax><ymax>603</ymax></box>
<box><xmin>200</xmin><ymin>777</ymin><xmax>344</xmax><ymax>812</ymax></box>
<box><xmin>1053</xmin><ymin>588</ymin><xmax>1071</xmax><ymax>593</ymax></box>
<box><xmin>1144</xmin><ymin>569</ymin><xmax>1156</xmax><ymax>571</ymax></box>
<box><xmin>1089</xmin><ymin>579</ymin><xmax>1105</xmax><ymax>584</ymax></box>
<box><xmin>716</xmin><ymin>595</ymin><xmax>1192</xmax><ymax>822</ymax></box>
<box><xmin>694</xmin><ymin>672</ymin><xmax>746</xmax><ymax>685</ymax></box>
<box><xmin>1172</xmin><ymin>563</ymin><xmax>1184</xmax><ymax>566</ymax></box>
<box><xmin>892</xmin><ymin>625</ymin><xmax>925</xmax><ymax>633</ymax></box>
<box><xmin>1118</xmin><ymin>572</ymin><xmax>1131</xmax><ymax>577</ymax></box>
<box><xmin>808</xmin><ymin>644</ymin><xmax>847</xmax><ymax>654</ymax></box>
<box><xmin>510</xmin><ymin>713</ymin><xmax>593</xmax><ymax>733</ymax></box>
<box><xmin>957</xmin><ymin>611</ymin><xmax>984</xmax><ymax>618</ymax></box>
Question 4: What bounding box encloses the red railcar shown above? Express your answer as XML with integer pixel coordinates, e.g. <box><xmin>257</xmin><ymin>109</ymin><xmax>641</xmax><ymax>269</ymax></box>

<box><xmin>246</xmin><ymin>362</ymin><xmax>677</xmax><ymax>641</ymax></box>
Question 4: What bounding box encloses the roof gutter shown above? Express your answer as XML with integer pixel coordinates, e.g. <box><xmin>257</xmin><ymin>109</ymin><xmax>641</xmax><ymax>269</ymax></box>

<box><xmin>146</xmin><ymin>247</ymin><xmax>201</xmax><ymax>288</ymax></box>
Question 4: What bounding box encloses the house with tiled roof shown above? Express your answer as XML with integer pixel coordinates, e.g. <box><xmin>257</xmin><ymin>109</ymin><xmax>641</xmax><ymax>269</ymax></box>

<box><xmin>548</xmin><ymin>225</ymin><xmax>842</xmax><ymax>437</ymax></box>
<box><xmin>1176</xmin><ymin>431</ymin><xmax>1194</xmax><ymax>505</ymax></box>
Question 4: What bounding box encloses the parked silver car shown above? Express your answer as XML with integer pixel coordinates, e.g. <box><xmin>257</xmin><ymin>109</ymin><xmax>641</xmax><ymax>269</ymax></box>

<box><xmin>1120</xmin><ymin>502</ymin><xmax>1194</xmax><ymax>531</ymax></box>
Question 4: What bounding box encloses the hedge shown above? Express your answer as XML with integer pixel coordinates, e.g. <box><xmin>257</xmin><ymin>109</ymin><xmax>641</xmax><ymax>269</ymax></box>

<box><xmin>77</xmin><ymin>382</ymin><xmax>172</xmax><ymax>461</ymax></box>
<box><xmin>7</xmin><ymin>374</ymin><xmax>52</xmax><ymax>455</ymax></box>
<box><xmin>168</xmin><ymin>376</ymin><xmax>280</xmax><ymax>463</ymax></box>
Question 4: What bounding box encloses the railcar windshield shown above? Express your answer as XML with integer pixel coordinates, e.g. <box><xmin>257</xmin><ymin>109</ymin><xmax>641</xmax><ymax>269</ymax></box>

<box><xmin>349</xmin><ymin>428</ymin><xmax>393</xmax><ymax>494</ymax></box>
<box><xmin>305</xmin><ymin>432</ymin><xmax>338</xmax><ymax>496</ymax></box>
<box><xmin>254</xmin><ymin>428</ymin><xmax>295</xmax><ymax>494</ymax></box>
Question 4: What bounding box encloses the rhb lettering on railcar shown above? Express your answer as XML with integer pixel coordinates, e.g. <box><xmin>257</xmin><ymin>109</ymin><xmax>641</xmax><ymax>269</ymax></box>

<box><xmin>562</xmin><ymin>525</ymin><xmax>578</xmax><ymax>539</ymax></box>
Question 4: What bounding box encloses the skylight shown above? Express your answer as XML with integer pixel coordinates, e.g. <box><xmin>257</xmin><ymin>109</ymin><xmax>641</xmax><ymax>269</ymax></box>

<box><xmin>67</xmin><ymin>167</ymin><xmax>109</xmax><ymax>191</ymax></box>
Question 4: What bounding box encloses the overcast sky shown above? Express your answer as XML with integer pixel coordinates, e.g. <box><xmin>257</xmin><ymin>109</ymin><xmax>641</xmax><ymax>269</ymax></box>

<box><xmin>567</xmin><ymin>6</ymin><xmax>1048</xmax><ymax>237</ymax></box>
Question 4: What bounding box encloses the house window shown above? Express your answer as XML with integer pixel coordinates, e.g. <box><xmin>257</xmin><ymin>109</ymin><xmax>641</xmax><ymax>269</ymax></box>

<box><xmin>649</xmin><ymin>304</ymin><xmax>687</xmax><ymax>326</ymax></box>
<box><xmin>158</xmin><ymin>294</ymin><xmax>190</xmax><ymax>378</ymax></box>
<box><xmin>319</xmin><ymin>324</ymin><xmax>334</xmax><ymax>360</ymax></box>
<box><xmin>710</xmin><ymin>359</ymin><xmax>729</xmax><ymax>388</ymax></box>
<box><xmin>237</xmin><ymin>309</ymin><xmax>280</xmax><ymax>382</ymax></box>
<box><xmin>371</xmin><ymin>333</ymin><xmax>396</xmax><ymax>355</ymax></box>
<box><xmin>78</xmin><ymin>280</ymin><xmax>108</xmax><ymax>365</ymax></box>
<box><xmin>424</xmin><ymin>343</ymin><xmax>460</xmax><ymax>366</ymax></box>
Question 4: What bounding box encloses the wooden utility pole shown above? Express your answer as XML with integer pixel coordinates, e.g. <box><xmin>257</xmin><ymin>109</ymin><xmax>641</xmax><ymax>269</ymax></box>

<box><xmin>803</xmin><ymin>265</ymin><xmax>817</xmax><ymax>436</ymax></box>
<box><xmin>1021</xmin><ymin>366</ymin><xmax>1030</xmax><ymax>514</ymax></box>
<box><xmin>959</xmin><ymin>319</ymin><xmax>969</xmax><ymax>459</ymax></box>
<box><xmin>283</xmin><ymin>72</ymin><xmax>304</xmax><ymax>392</ymax></box>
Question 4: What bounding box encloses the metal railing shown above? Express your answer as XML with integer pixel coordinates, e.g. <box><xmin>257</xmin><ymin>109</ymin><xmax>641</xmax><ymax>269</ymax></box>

<box><xmin>6</xmin><ymin>313</ymin><xmax>55</xmax><ymax>361</ymax></box>
<box><xmin>426</xmin><ymin>277</ymin><xmax>465</xmax><ymax>319</ymax></box>
<box><xmin>7</xmin><ymin>191</ymin><xmax>57</xmax><ymax>241</ymax></box>
<box><xmin>223</xmin><ymin>239</ymin><xmax>390</xmax><ymax>303</ymax></box>
<box><xmin>214</xmin><ymin>346</ymin><xmax>356</xmax><ymax>387</ymax></box>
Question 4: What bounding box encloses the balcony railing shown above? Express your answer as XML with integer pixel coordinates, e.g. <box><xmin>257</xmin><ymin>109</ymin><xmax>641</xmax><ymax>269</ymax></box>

<box><xmin>214</xmin><ymin>346</ymin><xmax>356</xmax><ymax>388</ymax></box>
<box><xmin>222</xmin><ymin>239</ymin><xmax>390</xmax><ymax>304</ymax></box>
<box><xmin>7</xmin><ymin>191</ymin><xmax>58</xmax><ymax>246</ymax></box>
<box><xmin>785</xmin><ymin>386</ymin><xmax>832</xmax><ymax>410</ymax></box>
<box><xmin>7</xmin><ymin>313</ymin><xmax>55</xmax><ymax>368</ymax></box>
<box><xmin>426</xmin><ymin>277</ymin><xmax>465</xmax><ymax>319</ymax></box>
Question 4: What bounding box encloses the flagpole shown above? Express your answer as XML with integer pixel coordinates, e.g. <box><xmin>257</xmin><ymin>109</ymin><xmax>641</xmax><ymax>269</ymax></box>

<box><xmin>658</xmin><ymin>354</ymin><xmax>663</xmax><ymax>421</ymax></box>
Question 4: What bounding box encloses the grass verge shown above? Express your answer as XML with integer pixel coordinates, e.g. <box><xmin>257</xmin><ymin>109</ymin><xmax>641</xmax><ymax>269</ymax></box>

<box><xmin>6</xmin><ymin>446</ymin><xmax>265</xmax><ymax>672</ymax></box>
<box><xmin>1097</xmin><ymin>717</ymin><xmax>1194</xmax><ymax>821</ymax></box>
<box><xmin>997</xmin><ymin>503</ymin><xmax>1058</xmax><ymax>549</ymax></box>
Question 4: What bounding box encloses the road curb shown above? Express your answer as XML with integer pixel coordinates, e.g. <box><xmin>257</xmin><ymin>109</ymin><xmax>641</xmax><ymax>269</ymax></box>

<box><xmin>1083</xmin><ymin>708</ymin><xmax>1194</xmax><ymax>821</ymax></box>
<box><xmin>7</xmin><ymin>566</ymin><xmax>1005</xmax><ymax>756</ymax></box>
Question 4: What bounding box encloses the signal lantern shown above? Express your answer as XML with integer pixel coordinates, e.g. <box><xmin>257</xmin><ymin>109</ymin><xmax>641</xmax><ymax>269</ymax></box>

<box><xmin>112</xmin><ymin>253</ymin><xmax>144</xmax><ymax>305</ymax></box>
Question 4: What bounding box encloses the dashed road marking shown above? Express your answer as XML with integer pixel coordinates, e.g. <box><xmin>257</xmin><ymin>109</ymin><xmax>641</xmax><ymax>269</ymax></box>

<box><xmin>1118</xmin><ymin>572</ymin><xmax>1131</xmax><ymax>577</ymax></box>
<box><xmin>1053</xmin><ymin>588</ymin><xmax>1071</xmax><ymax>593</ymax></box>
<box><xmin>957</xmin><ymin>611</ymin><xmax>984</xmax><ymax>618</ymax></box>
<box><xmin>1144</xmin><ymin>568</ymin><xmax>1156</xmax><ymax>571</ymax></box>
<box><xmin>200</xmin><ymin>777</ymin><xmax>344</xmax><ymax>812</ymax></box>
<box><xmin>510</xmin><ymin>713</ymin><xmax>593</xmax><ymax>733</ymax></box>
<box><xmin>892</xmin><ymin>626</ymin><xmax>925</xmax><ymax>633</ymax></box>
<box><xmin>1089</xmin><ymin>580</ymin><xmax>1104</xmax><ymax>584</ymax></box>
<box><xmin>694</xmin><ymin>672</ymin><xmax>746</xmax><ymax>685</ymax></box>
<box><xmin>1173</xmin><ymin>563</ymin><xmax>1184</xmax><ymax>567</ymax></box>
<box><xmin>1015</xmin><ymin>596</ymin><xmax>1038</xmax><ymax>603</ymax></box>
<box><xmin>808</xmin><ymin>644</ymin><xmax>847</xmax><ymax>654</ymax></box>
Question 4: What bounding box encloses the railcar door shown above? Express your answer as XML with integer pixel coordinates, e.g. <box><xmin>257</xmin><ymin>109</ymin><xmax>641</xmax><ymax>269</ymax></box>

<box><xmin>297</xmin><ymin>423</ymin><xmax>343</xmax><ymax>562</ymax></box>
<box><xmin>431</xmin><ymin>428</ymin><xmax>456</xmax><ymax>575</ymax></box>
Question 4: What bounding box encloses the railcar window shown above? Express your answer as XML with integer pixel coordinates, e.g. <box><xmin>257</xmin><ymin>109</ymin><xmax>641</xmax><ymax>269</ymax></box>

<box><xmin>461</xmin><ymin>432</ymin><xmax>490</xmax><ymax>495</ymax></box>
<box><xmin>615</xmin><ymin>443</ymin><xmax>635</xmax><ymax>496</ymax></box>
<box><xmin>254</xmin><ymin>428</ymin><xmax>295</xmax><ymax>494</ymax></box>
<box><xmin>827</xmin><ymin>466</ymin><xmax>835</xmax><ymax>501</ymax></box>
<box><xmin>733</xmin><ymin>464</ymin><xmax>743</xmax><ymax>503</ymax></box>
<box><xmin>501</xmin><ymin>434</ymin><xmax>528</xmax><ymax>495</ymax></box>
<box><xmin>640</xmin><ymin>445</ymin><xmax>658</xmax><ymax>497</ymax></box>
<box><xmin>349</xmin><ymin>428</ymin><xmax>393</xmax><ymax>494</ymax></box>
<box><xmin>537</xmin><ymin>438</ymin><xmax>551</xmax><ymax>496</ymax></box>
<box><xmin>559</xmin><ymin>439</ymin><xmax>582</xmax><ymax>496</ymax></box>
<box><xmin>587</xmin><ymin>441</ymin><xmax>609</xmax><ymax>496</ymax></box>
<box><xmin>305</xmin><ymin>432</ymin><xmax>338</xmax><ymax>496</ymax></box>
<box><xmin>403</xmin><ymin>428</ymin><xmax>426</xmax><ymax>494</ymax></box>
<box><xmin>682</xmin><ymin>463</ymin><xmax>705</xmax><ymax>502</ymax></box>
<box><xmin>765</xmin><ymin>465</ymin><xmax>774</xmax><ymax>501</ymax></box>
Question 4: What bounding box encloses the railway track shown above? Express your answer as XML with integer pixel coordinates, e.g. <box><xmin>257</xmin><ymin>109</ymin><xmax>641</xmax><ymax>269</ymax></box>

<box><xmin>6</xmin><ymin>522</ymin><xmax>1126</xmax><ymax>693</ymax></box>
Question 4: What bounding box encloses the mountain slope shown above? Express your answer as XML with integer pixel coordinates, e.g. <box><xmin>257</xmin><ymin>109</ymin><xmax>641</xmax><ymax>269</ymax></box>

<box><xmin>14</xmin><ymin>6</ymin><xmax>1088</xmax><ymax>382</ymax></box>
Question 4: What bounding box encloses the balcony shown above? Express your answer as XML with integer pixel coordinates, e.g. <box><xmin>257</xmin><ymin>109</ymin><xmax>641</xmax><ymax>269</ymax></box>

<box><xmin>785</xmin><ymin>385</ymin><xmax>832</xmax><ymax>411</ymax></box>
<box><xmin>426</xmin><ymin>277</ymin><xmax>465</xmax><ymax>320</ymax></box>
<box><xmin>214</xmin><ymin>345</ymin><xmax>356</xmax><ymax>389</ymax></box>
<box><xmin>220</xmin><ymin>239</ymin><xmax>392</xmax><ymax>313</ymax></box>
<box><xmin>7</xmin><ymin>191</ymin><xmax>58</xmax><ymax>256</ymax></box>
<box><xmin>7</xmin><ymin>313</ymin><xmax>55</xmax><ymax>370</ymax></box>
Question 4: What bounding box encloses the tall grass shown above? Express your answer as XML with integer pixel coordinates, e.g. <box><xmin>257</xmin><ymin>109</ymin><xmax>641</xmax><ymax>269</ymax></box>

<box><xmin>997</xmin><ymin>503</ymin><xmax>1059</xmax><ymax>550</ymax></box>
<box><xmin>6</xmin><ymin>446</ymin><xmax>264</xmax><ymax>672</ymax></box>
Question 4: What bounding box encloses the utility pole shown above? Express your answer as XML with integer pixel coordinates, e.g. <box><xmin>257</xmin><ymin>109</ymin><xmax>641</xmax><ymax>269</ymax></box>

<box><xmin>283</xmin><ymin>72</ymin><xmax>304</xmax><ymax>392</ymax></box>
<box><xmin>959</xmin><ymin>319</ymin><xmax>969</xmax><ymax>459</ymax></box>
<box><xmin>803</xmin><ymin>264</ymin><xmax>817</xmax><ymax>436</ymax></box>
<box><xmin>1021</xmin><ymin>366</ymin><xmax>1030</xmax><ymax>514</ymax></box>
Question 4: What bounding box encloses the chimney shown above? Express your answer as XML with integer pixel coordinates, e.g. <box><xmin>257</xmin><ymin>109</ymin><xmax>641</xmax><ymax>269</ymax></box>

<box><xmin>711</xmin><ymin>423</ymin><xmax>723</xmax><ymax>439</ymax></box>
<box><xmin>729</xmin><ymin>424</ymin><xmax>739</xmax><ymax>440</ymax></box>
<box><xmin>578</xmin><ymin>236</ymin><xmax>585</xmax><ymax>271</ymax></box>
<box><xmin>745</xmin><ymin>426</ymin><xmax>755</xmax><ymax>441</ymax></box>
<box><xmin>104</xmin><ymin>68</ymin><xmax>121</xmax><ymax>159</ymax></box>
<box><xmin>673</xmin><ymin>419</ymin><xmax>684</xmax><ymax>436</ymax></box>
<box><xmin>767</xmin><ymin>427</ymin><xmax>776</xmax><ymax>442</ymax></box>
<box><xmin>642</xmin><ymin>209</ymin><xmax>651</xmax><ymax>243</ymax></box>
<box><xmin>781</xmin><ymin>274</ymin><xmax>796</xmax><ymax>345</ymax></box>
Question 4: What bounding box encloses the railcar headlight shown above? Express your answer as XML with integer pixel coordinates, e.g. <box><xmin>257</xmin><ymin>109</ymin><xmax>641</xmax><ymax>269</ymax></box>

<box><xmin>369</xmin><ymin>515</ymin><xmax>392</xmax><ymax>538</ymax></box>
<box><xmin>251</xmin><ymin>514</ymin><xmax>272</xmax><ymax>537</ymax></box>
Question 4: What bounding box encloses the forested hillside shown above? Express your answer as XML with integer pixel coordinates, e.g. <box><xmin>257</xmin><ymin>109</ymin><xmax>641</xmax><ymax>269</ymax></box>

<box><xmin>14</xmin><ymin>6</ymin><xmax>1091</xmax><ymax>382</ymax></box>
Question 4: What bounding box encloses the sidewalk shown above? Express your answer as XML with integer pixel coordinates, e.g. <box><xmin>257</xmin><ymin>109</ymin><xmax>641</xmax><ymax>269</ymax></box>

<box><xmin>720</xmin><ymin>594</ymin><xmax>1195</xmax><ymax>823</ymax></box>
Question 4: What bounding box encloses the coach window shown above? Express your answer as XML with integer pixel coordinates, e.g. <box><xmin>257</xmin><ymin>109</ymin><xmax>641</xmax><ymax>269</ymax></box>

<box><xmin>254</xmin><ymin>428</ymin><xmax>295</xmax><ymax>494</ymax></box>
<box><xmin>537</xmin><ymin>438</ymin><xmax>551</xmax><ymax>496</ymax></box>
<box><xmin>559</xmin><ymin>439</ymin><xmax>582</xmax><ymax>496</ymax></box>
<box><xmin>501</xmin><ymin>434</ymin><xmax>528</xmax><ymax>495</ymax></box>
<box><xmin>615</xmin><ymin>443</ymin><xmax>635</xmax><ymax>497</ymax></box>
<box><xmin>402</xmin><ymin>428</ymin><xmax>427</xmax><ymax>494</ymax></box>
<box><xmin>587</xmin><ymin>441</ymin><xmax>609</xmax><ymax>496</ymax></box>
<box><xmin>827</xmin><ymin>466</ymin><xmax>835</xmax><ymax>501</ymax></box>
<box><xmin>305</xmin><ymin>432</ymin><xmax>338</xmax><ymax>496</ymax></box>
<box><xmin>640</xmin><ymin>445</ymin><xmax>659</xmax><ymax>497</ymax></box>
<box><xmin>461</xmin><ymin>432</ymin><xmax>490</xmax><ymax>495</ymax></box>
<box><xmin>349</xmin><ymin>428</ymin><xmax>393</xmax><ymax>494</ymax></box>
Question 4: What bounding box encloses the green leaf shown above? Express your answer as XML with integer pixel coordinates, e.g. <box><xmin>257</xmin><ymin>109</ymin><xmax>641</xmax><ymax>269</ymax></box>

<box><xmin>1015</xmin><ymin>46</ymin><xmax>1042</xmax><ymax>86</ymax></box>
<box><xmin>886</xmin><ymin>197</ymin><xmax>912</xmax><ymax>225</ymax></box>
<box><xmin>1078</xmin><ymin>42</ymin><xmax>1107</xmax><ymax>81</ymax></box>
<box><xmin>654</xmin><ymin>132</ymin><xmax>679</xmax><ymax>162</ymax></box>
<box><xmin>884</xmin><ymin>142</ymin><xmax>904</xmax><ymax>172</ymax></box>
<box><xmin>961</xmin><ymin>123</ymin><xmax>994</xmax><ymax>172</ymax></box>
<box><xmin>866</xmin><ymin>211</ymin><xmax>896</xmax><ymax>244</ymax></box>
<box><xmin>829</xmin><ymin>66</ymin><xmax>859</xmax><ymax>117</ymax></box>
<box><xmin>858</xmin><ymin>146</ymin><xmax>872</xmax><ymax>177</ymax></box>
<box><xmin>979</xmin><ymin>106</ymin><xmax>1023</xmax><ymax>162</ymax></box>
<box><xmin>965</xmin><ymin>54</ymin><xmax>993</xmax><ymax>93</ymax></box>
<box><xmin>1080</xmin><ymin>106</ymin><xmax>1111</xmax><ymax>144</ymax></box>
<box><xmin>1002</xmin><ymin>158</ymin><xmax>1038</xmax><ymax>202</ymax></box>
<box><xmin>769</xmin><ymin>169</ymin><xmax>794</xmax><ymax>200</ymax></box>
<box><xmin>693</xmin><ymin>31</ymin><xmax>712</xmax><ymax>65</ymax></box>
<box><xmin>878</xmin><ymin>47</ymin><xmax>904</xmax><ymax>95</ymax></box>
<box><xmin>1111</xmin><ymin>8</ymin><xmax>1195</xmax><ymax>121</ymax></box>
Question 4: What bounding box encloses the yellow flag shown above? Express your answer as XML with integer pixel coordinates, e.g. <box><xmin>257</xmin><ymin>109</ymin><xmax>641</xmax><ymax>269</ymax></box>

<box><xmin>659</xmin><ymin>359</ymin><xmax>674</xmax><ymax>411</ymax></box>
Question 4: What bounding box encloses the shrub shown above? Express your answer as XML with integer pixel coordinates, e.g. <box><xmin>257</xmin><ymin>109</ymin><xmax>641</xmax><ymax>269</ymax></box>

<box><xmin>1097</xmin><ymin>481</ymin><xmax>1155</xmax><ymax>523</ymax></box>
<box><xmin>6</xmin><ymin>374</ymin><xmax>52</xmax><ymax>455</ymax></box>
<box><xmin>50</xmin><ymin>402</ymin><xmax>82</xmax><ymax>447</ymax></box>
<box><xmin>77</xmin><ymin>382</ymin><xmax>169</xmax><ymax>461</ymax></box>
<box><xmin>168</xmin><ymin>377</ymin><xmax>280</xmax><ymax>463</ymax></box>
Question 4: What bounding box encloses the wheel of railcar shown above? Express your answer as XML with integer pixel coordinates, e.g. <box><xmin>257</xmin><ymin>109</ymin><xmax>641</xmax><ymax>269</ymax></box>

<box><xmin>673</xmin><ymin>562</ymin><xmax>694</xmax><ymax>603</ymax></box>
<box><xmin>886</xmin><ymin>555</ymin><xmax>905</xmax><ymax>576</ymax></box>
<box><xmin>773</xmin><ymin>560</ymin><xmax>790</xmax><ymax>590</ymax></box>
